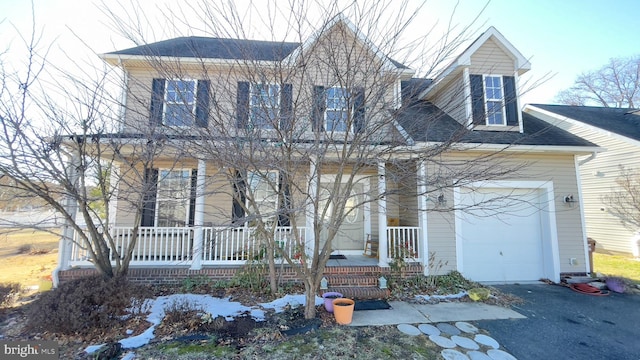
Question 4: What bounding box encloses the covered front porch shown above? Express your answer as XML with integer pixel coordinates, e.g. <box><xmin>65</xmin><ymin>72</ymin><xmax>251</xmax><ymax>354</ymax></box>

<box><xmin>59</xmin><ymin>158</ymin><xmax>432</xmax><ymax>275</ymax></box>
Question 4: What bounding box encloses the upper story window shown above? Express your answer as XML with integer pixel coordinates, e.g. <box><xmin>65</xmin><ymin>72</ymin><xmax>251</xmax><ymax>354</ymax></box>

<box><xmin>470</xmin><ymin>74</ymin><xmax>518</xmax><ymax>128</ymax></box>
<box><xmin>250</xmin><ymin>84</ymin><xmax>280</xmax><ymax>130</ymax></box>
<box><xmin>236</xmin><ymin>82</ymin><xmax>292</xmax><ymax>131</ymax></box>
<box><xmin>164</xmin><ymin>80</ymin><xmax>196</xmax><ymax>127</ymax></box>
<box><xmin>150</xmin><ymin>78</ymin><xmax>210</xmax><ymax>128</ymax></box>
<box><xmin>312</xmin><ymin>86</ymin><xmax>366</xmax><ymax>133</ymax></box>
<box><xmin>325</xmin><ymin>87</ymin><xmax>349</xmax><ymax>132</ymax></box>
<box><xmin>483</xmin><ymin>75</ymin><xmax>505</xmax><ymax>126</ymax></box>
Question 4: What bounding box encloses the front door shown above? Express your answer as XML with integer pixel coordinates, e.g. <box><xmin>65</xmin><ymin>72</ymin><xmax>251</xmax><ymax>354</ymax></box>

<box><xmin>318</xmin><ymin>180</ymin><xmax>366</xmax><ymax>253</ymax></box>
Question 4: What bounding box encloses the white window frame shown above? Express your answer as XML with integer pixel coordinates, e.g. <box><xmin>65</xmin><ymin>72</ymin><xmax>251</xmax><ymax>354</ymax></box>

<box><xmin>249</xmin><ymin>83</ymin><xmax>280</xmax><ymax>130</ymax></box>
<box><xmin>246</xmin><ymin>170</ymin><xmax>279</xmax><ymax>226</ymax></box>
<box><xmin>482</xmin><ymin>75</ymin><xmax>506</xmax><ymax>126</ymax></box>
<box><xmin>325</xmin><ymin>86</ymin><xmax>350</xmax><ymax>133</ymax></box>
<box><xmin>163</xmin><ymin>79</ymin><xmax>197</xmax><ymax>127</ymax></box>
<box><xmin>155</xmin><ymin>169</ymin><xmax>192</xmax><ymax>227</ymax></box>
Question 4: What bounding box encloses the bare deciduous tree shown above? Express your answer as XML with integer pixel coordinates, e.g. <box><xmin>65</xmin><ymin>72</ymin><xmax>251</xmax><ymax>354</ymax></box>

<box><xmin>556</xmin><ymin>54</ymin><xmax>640</xmax><ymax>108</ymax></box>
<box><xmin>103</xmin><ymin>0</ymin><xmax>535</xmax><ymax>319</ymax></box>
<box><xmin>602</xmin><ymin>166</ymin><xmax>640</xmax><ymax>231</ymax></box>
<box><xmin>0</xmin><ymin>15</ymin><xmax>189</xmax><ymax>279</ymax></box>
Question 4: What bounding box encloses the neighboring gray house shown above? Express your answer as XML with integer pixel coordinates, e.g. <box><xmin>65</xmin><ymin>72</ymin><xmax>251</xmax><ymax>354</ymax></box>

<box><xmin>525</xmin><ymin>104</ymin><xmax>640</xmax><ymax>257</ymax></box>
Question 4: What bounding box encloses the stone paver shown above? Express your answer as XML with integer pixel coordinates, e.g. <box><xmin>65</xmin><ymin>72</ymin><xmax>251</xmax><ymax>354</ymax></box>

<box><xmin>437</xmin><ymin>322</ymin><xmax>461</xmax><ymax>335</ymax></box>
<box><xmin>418</xmin><ymin>323</ymin><xmax>440</xmax><ymax>336</ymax></box>
<box><xmin>441</xmin><ymin>348</ymin><xmax>470</xmax><ymax>360</ymax></box>
<box><xmin>474</xmin><ymin>334</ymin><xmax>500</xmax><ymax>349</ymax></box>
<box><xmin>487</xmin><ymin>349</ymin><xmax>518</xmax><ymax>360</ymax></box>
<box><xmin>397</xmin><ymin>323</ymin><xmax>421</xmax><ymax>336</ymax></box>
<box><xmin>429</xmin><ymin>334</ymin><xmax>457</xmax><ymax>348</ymax></box>
<box><xmin>451</xmin><ymin>335</ymin><xmax>480</xmax><ymax>350</ymax></box>
<box><xmin>455</xmin><ymin>321</ymin><xmax>479</xmax><ymax>333</ymax></box>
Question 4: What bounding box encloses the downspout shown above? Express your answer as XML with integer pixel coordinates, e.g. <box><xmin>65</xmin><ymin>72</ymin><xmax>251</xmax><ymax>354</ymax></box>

<box><xmin>578</xmin><ymin>151</ymin><xmax>597</xmax><ymax>166</ymax></box>
<box><xmin>575</xmin><ymin>152</ymin><xmax>597</xmax><ymax>275</ymax></box>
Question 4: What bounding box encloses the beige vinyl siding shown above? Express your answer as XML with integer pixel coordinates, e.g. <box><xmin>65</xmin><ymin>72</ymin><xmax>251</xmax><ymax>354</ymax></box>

<box><xmin>469</xmin><ymin>38</ymin><xmax>516</xmax><ymax>75</ymax></box>
<box><xmin>431</xmin><ymin>77</ymin><xmax>467</xmax><ymax>125</ymax></box>
<box><xmin>426</xmin><ymin>152</ymin><xmax>587</xmax><ymax>274</ymax></box>
<box><xmin>530</xmin><ymin>110</ymin><xmax>640</xmax><ymax>254</ymax></box>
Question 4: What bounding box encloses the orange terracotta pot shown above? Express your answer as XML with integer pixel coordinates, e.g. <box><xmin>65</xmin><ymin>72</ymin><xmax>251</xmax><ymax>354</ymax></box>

<box><xmin>332</xmin><ymin>298</ymin><xmax>355</xmax><ymax>325</ymax></box>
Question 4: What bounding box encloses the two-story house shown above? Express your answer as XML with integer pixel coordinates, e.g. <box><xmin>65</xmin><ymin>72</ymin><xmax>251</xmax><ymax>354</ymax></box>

<box><xmin>56</xmin><ymin>17</ymin><xmax>599</xmax><ymax>288</ymax></box>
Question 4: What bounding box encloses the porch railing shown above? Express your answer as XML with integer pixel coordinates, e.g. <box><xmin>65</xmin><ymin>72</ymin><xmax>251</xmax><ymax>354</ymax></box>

<box><xmin>387</xmin><ymin>226</ymin><xmax>421</xmax><ymax>262</ymax></box>
<box><xmin>68</xmin><ymin>226</ymin><xmax>306</xmax><ymax>267</ymax></box>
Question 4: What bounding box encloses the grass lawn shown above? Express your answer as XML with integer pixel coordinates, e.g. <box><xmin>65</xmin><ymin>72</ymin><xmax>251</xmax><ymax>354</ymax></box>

<box><xmin>0</xmin><ymin>229</ymin><xmax>60</xmax><ymax>286</ymax></box>
<box><xmin>593</xmin><ymin>252</ymin><xmax>640</xmax><ymax>283</ymax></box>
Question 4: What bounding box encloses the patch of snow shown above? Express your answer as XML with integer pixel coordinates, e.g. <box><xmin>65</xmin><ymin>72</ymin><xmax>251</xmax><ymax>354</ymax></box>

<box><xmin>415</xmin><ymin>291</ymin><xmax>467</xmax><ymax>301</ymax></box>
<box><xmin>86</xmin><ymin>293</ymin><xmax>268</xmax><ymax>353</ymax></box>
<box><xmin>260</xmin><ymin>294</ymin><xmax>323</xmax><ymax>313</ymax></box>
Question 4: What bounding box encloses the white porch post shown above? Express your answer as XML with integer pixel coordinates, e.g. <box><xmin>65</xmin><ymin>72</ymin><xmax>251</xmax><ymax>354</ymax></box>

<box><xmin>377</xmin><ymin>161</ymin><xmax>388</xmax><ymax>267</ymax></box>
<box><xmin>190</xmin><ymin>159</ymin><xmax>206</xmax><ymax>270</ymax></box>
<box><xmin>417</xmin><ymin>160</ymin><xmax>429</xmax><ymax>275</ymax></box>
<box><xmin>305</xmin><ymin>157</ymin><xmax>317</xmax><ymax>265</ymax></box>
<box><xmin>52</xmin><ymin>152</ymin><xmax>80</xmax><ymax>287</ymax></box>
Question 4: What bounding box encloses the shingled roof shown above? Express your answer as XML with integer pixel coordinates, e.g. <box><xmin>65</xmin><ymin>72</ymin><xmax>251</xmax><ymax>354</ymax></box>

<box><xmin>107</xmin><ymin>37</ymin><xmax>302</xmax><ymax>61</ymax></box>
<box><xmin>531</xmin><ymin>104</ymin><xmax>640</xmax><ymax>142</ymax></box>
<box><xmin>396</xmin><ymin>101</ymin><xmax>597</xmax><ymax>147</ymax></box>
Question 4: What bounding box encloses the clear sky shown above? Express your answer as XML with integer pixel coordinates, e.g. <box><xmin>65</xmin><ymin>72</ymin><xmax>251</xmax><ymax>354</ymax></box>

<box><xmin>1</xmin><ymin>0</ymin><xmax>638</xmax><ymax>105</ymax></box>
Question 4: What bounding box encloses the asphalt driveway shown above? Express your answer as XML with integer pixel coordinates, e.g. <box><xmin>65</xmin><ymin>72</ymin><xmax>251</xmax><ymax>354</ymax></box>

<box><xmin>477</xmin><ymin>283</ymin><xmax>640</xmax><ymax>360</ymax></box>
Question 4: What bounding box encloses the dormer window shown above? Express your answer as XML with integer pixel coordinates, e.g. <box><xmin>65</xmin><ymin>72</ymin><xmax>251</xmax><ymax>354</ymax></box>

<box><xmin>484</xmin><ymin>76</ymin><xmax>505</xmax><ymax>125</ymax></box>
<box><xmin>470</xmin><ymin>74</ymin><xmax>518</xmax><ymax>128</ymax></box>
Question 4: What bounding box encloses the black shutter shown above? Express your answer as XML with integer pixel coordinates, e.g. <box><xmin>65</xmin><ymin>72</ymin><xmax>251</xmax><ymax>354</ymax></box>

<box><xmin>312</xmin><ymin>86</ymin><xmax>326</xmax><ymax>132</ymax></box>
<box><xmin>150</xmin><ymin>79</ymin><xmax>165</xmax><ymax>126</ymax></box>
<box><xmin>231</xmin><ymin>170</ymin><xmax>246</xmax><ymax>225</ymax></box>
<box><xmin>503</xmin><ymin>76</ymin><xmax>518</xmax><ymax>126</ymax></box>
<box><xmin>470</xmin><ymin>74</ymin><xmax>485</xmax><ymax>126</ymax></box>
<box><xmin>353</xmin><ymin>87</ymin><xmax>365</xmax><ymax>133</ymax></box>
<box><xmin>236</xmin><ymin>82</ymin><xmax>250</xmax><ymax>129</ymax></box>
<box><xmin>188</xmin><ymin>169</ymin><xmax>197</xmax><ymax>226</ymax></box>
<box><xmin>141</xmin><ymin>168</ymin><xmax>159</xmax><ymax>227</ymax></box>
<box><xmin>277</xmin><ymin>173</ymin><xmax>291</xmax><ymax>227</ymax></box>
<box><xmin>279</xmin><ymin>83</ymin><xmax>293</xmax><ymax>131</ymax></box>
<box><xmin>195</xmin><ymin>80</ymin><xmax>210</xmax><ymax>128</ymax></box>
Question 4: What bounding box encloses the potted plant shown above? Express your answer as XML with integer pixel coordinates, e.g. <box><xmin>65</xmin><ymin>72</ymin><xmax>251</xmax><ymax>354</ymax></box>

<box><xmin>322</xmin><ymin>292</ymin><xmax>343</xmax><ymax>313</ymax></box>
<box><xmin>332</xmin><ymin>298</ymin><xmax>355</xmax><ymax>325</ymax></box>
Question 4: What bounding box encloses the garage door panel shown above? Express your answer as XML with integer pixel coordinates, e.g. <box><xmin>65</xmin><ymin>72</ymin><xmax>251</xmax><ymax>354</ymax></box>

<box><xmin>459</xmin><ymin>187</ymin><xmax>545</xmax><ymax>282</ymax></box>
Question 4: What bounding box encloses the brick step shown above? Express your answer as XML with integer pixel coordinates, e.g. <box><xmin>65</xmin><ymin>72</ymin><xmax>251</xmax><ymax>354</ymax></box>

<box><xmin>321</xmin><ymin>287</ymin><xmax>390</xmax><ymax>300</ymax></box>
<box><xmin>323</xmin><ymin>274</ymin><xmax>380</xmax><ymax>287</ymax></box>
<box><xmin>323</xmin><ymin>265</ymin><xmax>385</xmax><ymax>276</ymax></box>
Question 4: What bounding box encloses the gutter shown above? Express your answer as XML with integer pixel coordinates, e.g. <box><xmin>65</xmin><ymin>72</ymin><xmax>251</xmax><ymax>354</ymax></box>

<box><xmin>578</xmin><ymin>151</ymin><xmax>597</xmax><ymax>166</ymax></box>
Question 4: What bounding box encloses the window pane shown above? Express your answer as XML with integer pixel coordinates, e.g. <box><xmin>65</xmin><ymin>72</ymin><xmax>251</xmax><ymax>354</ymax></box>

<box><xmin>486</xmin><ymin>101</ymin><xmax>504</xmax><ymax>125</ymax></box>
<box><xmin>326</xmin><ymin>87</ymin><xmax>348</xmax><ymax>132</ymax></box>
<box><xmin>164</xmin><ymin>80</ymin><xmax>196</xmax><ymax>126</ymax></box>
<box><xmin>157</xmin><ymin>170</ymin><xmax>191</xmax><ymax>226</ymax></box>
<box><xmin>250</xmin><ymin>84</ymin><xmax>279</xmax><ymax>129</ymax></box>
<box><xmin>247</xmin><ymin>171</ymin><xmax>278</xmax><ymax>219</ymax></box>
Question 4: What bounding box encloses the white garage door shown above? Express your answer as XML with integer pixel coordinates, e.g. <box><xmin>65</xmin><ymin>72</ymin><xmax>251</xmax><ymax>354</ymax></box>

<box><xmin>457</xmin><ymin>187</ymin><xmax>546</xmax><ymax>282</ymax></box>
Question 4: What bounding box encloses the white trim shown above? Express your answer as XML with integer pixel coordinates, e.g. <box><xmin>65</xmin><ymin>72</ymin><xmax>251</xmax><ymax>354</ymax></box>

<box><xmin>515</xmin><ymin>73</ymin><xmax>524</xmax><ymax>133</ymax></box>
<box><xmin>162</xmin><ymin>79</ymin><xmax>198</xmax><ymax>127</ymax></box>
<box><xmin>155</xmin><ymin>168</ymin><xmax>193</xmax><ymax>227</ymax></box>
<box><xmin>421</xmin><ymin>26</ymin><xmax>531</xmax><ymax>100</ymax></box>
<box><xmin>454</xmin><ymin>180</ymin><xmax>560</xmax><ymax>283</ymax></box>
<box><xmin>574</xmin><ymin>155</ymin><xmax>591</xmax><ymax>274</ymax></box>
<box><xmin>482</xmin><ymin>75</ymin><xmax>507</xmax><ymax>126</ymax></box>
<box><xmin>463</xmin><ymin>68</ymin><xmax>473</xmax><ymax>128</ymax></box>
<box><xmin>190</xmin><ymin>159</ymin><xmax>206</xmax><ymax>270</ymax></box>
<box><xmin>283</xmin><ymin>15</ymin><xmax>411</xmax><ymax>74</ymax></box>
<box><xmin>377</xmin><ymin>162</ymin><xmax>388</xmax><ymax>267</ymax></box>
<box><xmin>525</xmin><ymin>104</ymin><xmax>640</xmax><ymax>148</ymax></box>
<box><xmin>306</xmin><ymin>157</ymin><xmax>318</xmax><ymax>262</ymax></box>
<box><xmin>417</xmin><ymin>161</ymin><xmax>429</xmax><ymax>275</ymax></box>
